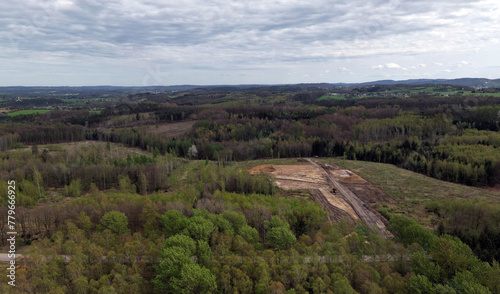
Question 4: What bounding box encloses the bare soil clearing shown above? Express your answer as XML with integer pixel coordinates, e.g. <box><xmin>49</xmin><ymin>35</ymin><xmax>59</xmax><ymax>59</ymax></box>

<box><xmin>98</xmin><ymin>120</ymin><xmax>195</xmax><ymax>138</ymax></box>
<box><xmin>147</xmin><ymin>120</ymin><xmax>196</xmax><ymax>137</ymax></box>
<box><xmin>250</xmin><ymin>160</ymin><xmax>395</xmax><ymax>237</ymax></box>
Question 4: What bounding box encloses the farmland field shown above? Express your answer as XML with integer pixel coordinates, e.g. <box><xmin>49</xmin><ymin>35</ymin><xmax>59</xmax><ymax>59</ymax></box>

<box><xmin>7</xmin><ymin>109</ymin><xmax>51</xmax><ymax>116</ymax></box>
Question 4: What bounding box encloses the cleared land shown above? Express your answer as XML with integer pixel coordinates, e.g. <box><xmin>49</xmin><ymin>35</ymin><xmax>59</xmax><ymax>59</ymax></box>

<box><xmin>250</xmin><ymin>159</ymin><xmax>394</xmax><ymax>237</ymax></box>
<box><xmin>98</xmin><ymin>120</ymin><xmax>195</xmax><ymax>138</ymax></box>
<box><xmin>318</xmin><ymin>158</ymin><xmax>500</xmax><ymax>227</ymax></box>
<box><xmin>249</xmin><ymin>163</ymin><xmax>358</xmax><ymax>221</ymax></box>
<box><xmin>12</xmin><ymin>141</ymin><xmax>150</xmax><ymax>158</ymax></box>
<box><xmin>146</xmin><ymin>120</ymin><xmax>196</xmax><ymax>137</ymax></box>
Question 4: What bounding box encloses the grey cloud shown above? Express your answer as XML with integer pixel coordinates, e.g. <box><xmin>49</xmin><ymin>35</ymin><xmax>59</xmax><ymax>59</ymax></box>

<box><xmin>0</xmin><ymin>0</ymin><xmax>498</xmax><ymax>85</ymax></box>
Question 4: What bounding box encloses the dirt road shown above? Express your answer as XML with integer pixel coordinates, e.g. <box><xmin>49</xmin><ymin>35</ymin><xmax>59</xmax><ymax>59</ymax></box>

<box><xmin>305</xmin><ymin>159</ymin><xmax>391</xmax><ymax>237</ymax></box>
<box><xmin>250</xmin><ymin>160</ymin><xmax>393</xmax><ymax>237</ymax></box>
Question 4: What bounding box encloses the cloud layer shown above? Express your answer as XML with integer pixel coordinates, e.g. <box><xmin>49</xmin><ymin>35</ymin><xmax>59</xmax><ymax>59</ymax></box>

<box><xmin>0</xmin><ymin>0</ymin><xmax>499</xmax><ymax>85</ymax></box>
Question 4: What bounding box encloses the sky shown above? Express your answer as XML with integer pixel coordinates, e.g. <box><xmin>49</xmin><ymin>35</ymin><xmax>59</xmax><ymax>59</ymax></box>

<box><xmin>1</xmin><ymin>0</ymin><xmax>499</xmax><ymax>86</ymax></box>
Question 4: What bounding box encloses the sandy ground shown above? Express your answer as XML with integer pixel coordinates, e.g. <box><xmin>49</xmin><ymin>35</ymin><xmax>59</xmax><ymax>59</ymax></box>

<box><xmin>318</xmin><ymin>187</ymin><xmax>358</xmax><ymax>220</ymax></box>
<box><xmin>250</xmin><ymin>161</ymin><xmax>395</xmax><ymax>237</ymax></box>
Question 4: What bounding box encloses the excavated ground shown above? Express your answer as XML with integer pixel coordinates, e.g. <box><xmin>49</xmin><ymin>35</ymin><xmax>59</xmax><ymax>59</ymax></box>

<box><xmin>249</xmin><ymin>161</ymin><xmax>395</xmax><ymax>237</ymax></box>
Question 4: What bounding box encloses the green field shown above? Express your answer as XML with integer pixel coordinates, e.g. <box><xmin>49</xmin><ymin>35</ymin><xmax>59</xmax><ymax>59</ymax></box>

<box><xmin>7</xmin><ymin>109</ymin><xmax>51</xmax><ymax>116</ymax></box>
<box><xmin>317</xmin><ymin>94</ymin><xmax>345</xmax><ymax>101</ymax></box>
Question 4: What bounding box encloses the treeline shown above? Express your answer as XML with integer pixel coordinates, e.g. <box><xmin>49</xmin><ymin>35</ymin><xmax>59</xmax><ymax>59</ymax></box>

<box><xmin>81</xmin><ymin>105</ymin><xmax>500</xmax><ymax>186</ymax></box>
<box><xmin>0</xmin><ymin>144</ymin><xmax>180</xmax><ymax>208</ymax></box>
<box><xmin>185</xmin><ymin>110</ymin><xmax>500</xmax><ymax>186</ymax></box>
<box><xmin>314</xmin><ymin>93</ymin><xmax>500</xmax><ymax>112</ymax></box>
<box><xmin>2</xmin><ymin>94</ymin><xmax>500</xmax><ymax>189</ymax></box>
<box><xmin>426</xmin><ymin>199</ymin><xmax>500</xmax><ymax>263</ymax></box>
<box><xmin>387</xmin><ymin>214</ymin><xmax>499</xmax><ymax>293</ymax></box>
<box><xmin>87</xmin><ymin>128</ymin><xmax>195</xmax><ymax>157</ymax></box>
<box><xmin>183</xmin><ymin>162</ymin><xmax>275</xmax><ymax>197</ymax></box>
<box><xmin>0</xmin><ymin>123</ymin><xmax>86</xmax><ymax>148</ymax></box>
<box><xmin>337</xmin><ymin>141</ymin><xmax>499</xmax><ymax>186</ymax></box>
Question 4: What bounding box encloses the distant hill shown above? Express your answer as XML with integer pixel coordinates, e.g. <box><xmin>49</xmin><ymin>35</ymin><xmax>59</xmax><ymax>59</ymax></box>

<box><xmin>1</xmin><ymin>78</ymin><xmax>499</xmax><ymax>97</ymax></box>
<box><xmin>349</xmin><ymin>78</ymin><xmax>500</xmax><ymax>88</ymax></box>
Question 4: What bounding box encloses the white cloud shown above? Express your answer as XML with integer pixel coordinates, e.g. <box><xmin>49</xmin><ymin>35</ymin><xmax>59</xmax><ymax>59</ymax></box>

<box><xmin>386</xmin><ymin>63</ymin><xmax>402</xmax><ymax>69</ymax></box>
<box><xmin>373</xmin><ymin>63</ymin><xmax>407</xmax><ymax>70</ymax></box>
<box><xmin>0</xmin><ymin>0</ymin><xmax>499</xmax><ymax>85</ymax></box>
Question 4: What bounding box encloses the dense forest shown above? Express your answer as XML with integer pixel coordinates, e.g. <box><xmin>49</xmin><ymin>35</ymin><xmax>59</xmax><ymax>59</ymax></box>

<box><xmin>1</xmin><ymin>154</ymin><xmax>500</xmax><ymax>293</ymax></box>
<box><xmin>1</xmin><ymin>84</ymin><xmax>500</xmax><ymax>293</ymax></box>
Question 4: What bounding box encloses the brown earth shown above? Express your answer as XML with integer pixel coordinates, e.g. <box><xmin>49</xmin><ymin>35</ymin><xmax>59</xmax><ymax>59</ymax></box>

<box><xmin>321</xmin><ymin>163</ymin><xmax>396</xmax><ymax>205</ymax></box>
<box><xmin>250</xmin><ymin>160</ymin><xmax>395</xmax><ymax>237</ymax></box>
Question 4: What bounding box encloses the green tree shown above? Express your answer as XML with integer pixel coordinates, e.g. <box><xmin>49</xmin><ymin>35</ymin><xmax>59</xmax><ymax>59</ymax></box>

<box><xmin>185</xmin><ymin>216</ymin><xmax>215</xmax><ymax>242</ymax></box>
<box><xmin>170</xmin><ymin>263</ymin><xmax>216</xmax><ymax>294</ymax></box>
<box><xmin>222</xmin><ymin>210</ymin><xmax>247</xmax><ymax>232</ymax></box>
<box><xmin>196</xmin><ymin>240</ymin><xmax>212</xmax><ymax>264</ymax></box>
<box><xmin>312</xmin><ymin>277</ymin><xmax>327</xmax><ymax>294</ymax></box>
<box><xmin>18</xmin><ymin>179</ymin><xmax>42</xmax><ymax>207</ymax></box>
<box><xmin>449</xmin><ymin>271</ymin><xmax>491</xmax><ymax>294</ymax></box>
<box><xmin>407</xmin><ymin>274</ymin><xmax>433</xmax><ymax>294</ymax></box>
<box><xmin>430</xmin><ymin>284</ymin><xmax>457</xmax><ymax>294</ymax></box>
<box><xmin>410</xmin><ymin>251</ymin><xmax>441</xmax><ymax>283</ymax></box>
<box><xmin>164</xmin><ymin>234</ymin><xmax>196</xmax><ymax>256</ymax></box>
<box><xmin>154</xmin><ymin>241</ymin><xmax>216</xmax><ymax>294</ymax></box>
<box><xmin>330</xmin><ymin>277</ymin><xmax>357</xmax><ymax>294</ymax></box>
<box><xmin>73</xmin><ymin>276</ymin><xmax>89</xmax><ymax>294</ymax></box>
<box><xmin>430</xmin><ymin>235</ymin><xmax>475</xmax><ymax>279</ymax></box>
<box><xmin>101</xmin><ymin>211</ymin><xmax>129</xmax><ymax>234</ymax></box>
<box><xmin>153</xmin><ymin>246</ymin><xmax>193</xmax><ymax>292</ymax></box>
<box><xmin>266</xmin><ymin>226</ymin><xmax>296</xmax><ymax>250</ymax></box>
<box><xmin>382</xmin><ymin>273</ymin><xmax>406</xmax><ymax>294</ymax></box>
<box><xmin>66</xmin><ymin>179</ymin><xmax>82</xmax><ymax>197</ymax></box>
<box><xmin>118</xmin><ymin>175</ymin><xmax>133</xmax><ymax>192</ymax></box>
<box><xmin>265</xmin><ymin>216</ymin><xmax>296</xmax><ymax>250</ymax></box>
<box><xmin>389</xmin><ymin>215</ymin><xmax>436</xmax><ymax>248</ymax></box>
<box><xmin>239</xmin><ymin>225</ymin><xmax>261</xmax><ymax>246</ymax></box>
<box><xmin>161</xmin><ymin>210</ymin><xmax>188</xmax><ymax>236</ymax></box>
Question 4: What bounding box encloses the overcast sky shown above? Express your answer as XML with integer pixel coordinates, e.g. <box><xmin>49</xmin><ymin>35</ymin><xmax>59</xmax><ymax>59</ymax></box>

<box><xmin>1</xmin><ymin>0</ymin><xmax>499</xmax><ymax>86</ymax></box>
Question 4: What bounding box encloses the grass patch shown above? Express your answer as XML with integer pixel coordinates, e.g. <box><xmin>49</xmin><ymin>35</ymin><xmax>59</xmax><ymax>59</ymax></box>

<box><xmin>317</xmin><ymin>158</ymin><xmax>500</xmax><ymax>227</ymax></box>
<box><xmin>320</xmin><ymin>158</ymin><xmax>499</xmax><ymax>201</ymax></box>
<box><xmin>7</xmin><ymin>109</ymin><xmax>51</xmax><ymax>116</ymax></box>
<box><xmin>235</xmin><ymin>158</ymin><xmax>310</xmax><ymax>169</ymax></box>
